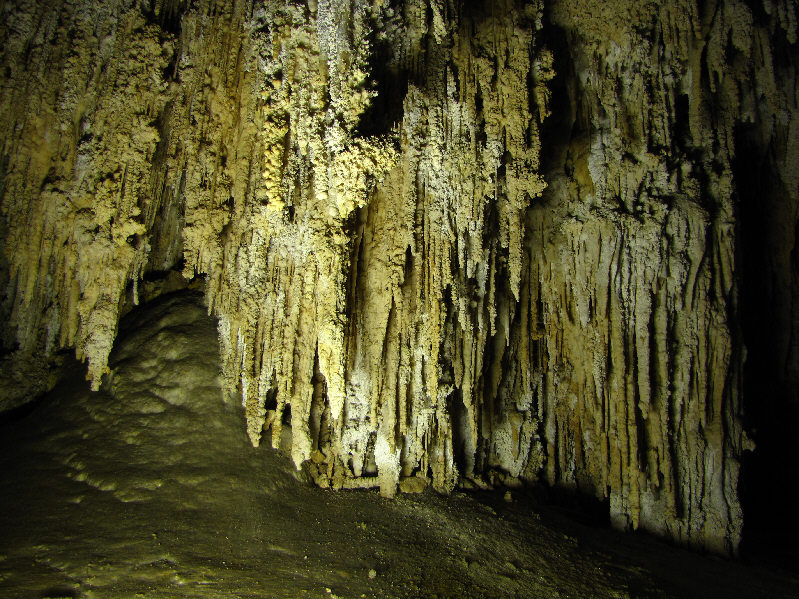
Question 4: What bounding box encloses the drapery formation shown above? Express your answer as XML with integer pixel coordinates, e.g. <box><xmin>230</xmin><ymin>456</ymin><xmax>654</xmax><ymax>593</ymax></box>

<box><xmin>3</xmin><ymin>0</ymin><xmax>797</xmax><ymax>555</ymax></box>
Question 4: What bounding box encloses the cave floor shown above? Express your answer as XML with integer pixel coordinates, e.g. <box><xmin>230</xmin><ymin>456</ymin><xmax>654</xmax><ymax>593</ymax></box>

<box><xmin>1</xmin><ymin>293</ymin><xmax>797</xmax><ymax>599</ymax></box>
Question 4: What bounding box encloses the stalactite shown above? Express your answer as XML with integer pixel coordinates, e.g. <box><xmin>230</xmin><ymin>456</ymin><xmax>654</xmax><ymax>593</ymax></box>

<box><xmin>2</xmin><ymin>0</ymin><xmax>796</xmax><ymax>556</ymax></box>
<box><xmin>0</xmin><ymin>1</ymin><xmax>172</xmax><ymax>401</ymax></box>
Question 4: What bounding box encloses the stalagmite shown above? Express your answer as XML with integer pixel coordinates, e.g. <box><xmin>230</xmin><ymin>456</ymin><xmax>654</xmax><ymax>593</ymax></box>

<box><xmin>2</xmin><ymin>0</ymin><xmax>797</xmax><ymax>556</ymax></box>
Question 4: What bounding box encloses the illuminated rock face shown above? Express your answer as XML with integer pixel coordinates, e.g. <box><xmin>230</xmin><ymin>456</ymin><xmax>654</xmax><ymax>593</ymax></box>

<box><xmin>1</xmin><ymin>0</ymin><xmax>797</xmax><ymax>555</ymax></box>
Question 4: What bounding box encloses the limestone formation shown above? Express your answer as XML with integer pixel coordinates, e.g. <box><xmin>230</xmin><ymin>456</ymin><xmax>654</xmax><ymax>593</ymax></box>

<box><xmin>2</xmin><ymin>0</ymin><xmax>797</xmax><ymax>556</ymax></box>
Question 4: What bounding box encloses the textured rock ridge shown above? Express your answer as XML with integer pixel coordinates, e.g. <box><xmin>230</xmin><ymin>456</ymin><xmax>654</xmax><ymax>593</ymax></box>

<box><xmin>498</xmin><ymin>0</ymin><xmax>757</xmax><ymax>554</ymax></box>
<box><xmin>0</xmin><ymin>0</ymin><xmax>172</xmax><ymax>396</ymax></box>
<box><xmin>2</xmin><ymin>0</ymin><xmax>797</xmax><ymax>555</ymax></box>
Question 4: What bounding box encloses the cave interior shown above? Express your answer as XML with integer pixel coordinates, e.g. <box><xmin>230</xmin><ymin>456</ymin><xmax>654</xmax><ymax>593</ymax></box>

<box><xmin>1</xmin><ymin>0</ymin><xmax>799</xmax><ymax>596</ymax></box>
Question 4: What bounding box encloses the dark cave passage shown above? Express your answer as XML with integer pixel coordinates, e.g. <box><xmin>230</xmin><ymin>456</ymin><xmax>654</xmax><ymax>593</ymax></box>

<box><xmin>734</xmin><ymin>120</ymin><xmax>799</xmax><ymax>569</ymax></box>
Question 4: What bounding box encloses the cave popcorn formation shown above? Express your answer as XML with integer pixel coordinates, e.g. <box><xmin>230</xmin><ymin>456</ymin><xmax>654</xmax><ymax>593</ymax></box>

<box><xmin>2</xmin><ymin>0</ymin><xmax>796</xmax><ymax>557</ymax></box>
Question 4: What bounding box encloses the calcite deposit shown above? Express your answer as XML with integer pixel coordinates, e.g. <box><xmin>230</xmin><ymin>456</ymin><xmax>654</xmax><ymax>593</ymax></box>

<box><xmin>2</xmin><ymin>0</ymin><xmax>797</xmax><ymax>556</ymax></box>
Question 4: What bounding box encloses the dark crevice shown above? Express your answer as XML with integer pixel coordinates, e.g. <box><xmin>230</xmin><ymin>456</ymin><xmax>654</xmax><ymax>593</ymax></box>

<box><xmin>144</xmin><ymin>0</ymin><xmax>192</xmax><ymax>36</ymax></box>
<box><xmin>344</xmin><ymin>205</ymin><xmax>367</xmax><ymax>354</ymax></box>
<box><xmin>356</xmin><ymin>17</ymin><xmax>409</xmax><ymax>137</ymax></box>
<box><xmin>264</xmin><ymin>387</ymin><xmax>278</xmax><ymax>412</ymax></box>
<box><xmin>734</xmin><ymin>114</ymin><xmax>799</xmax><ymax>570</ymax></box>
<box><xmin>447</xmin><ymin>387</ymin><xmax>469</xmax><ymax>476</ymax></box>
<box><xmin>281</xmin><ymin>403</ymin><xmax>292</xmax><ymax>426</ymax></box>
<box><xmin>535</xmin><ymin>8</ymin><xmax>577</xmax><ymax>179</ymax></box>
<box><xmin>402</xmin><ymin>245</ymin><xmax>413</xmax><ymax>286</ymax></box>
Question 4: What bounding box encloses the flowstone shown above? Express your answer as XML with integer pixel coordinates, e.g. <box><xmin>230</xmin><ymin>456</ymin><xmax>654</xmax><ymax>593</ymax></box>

<box><xmin>2</xmin><ymin>0</ymin><xmax>797</xmax><ymax>555</ymax></box>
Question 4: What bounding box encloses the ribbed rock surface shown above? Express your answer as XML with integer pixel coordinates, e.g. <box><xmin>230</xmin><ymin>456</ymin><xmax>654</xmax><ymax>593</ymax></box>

<box><xmin>2</xmin><ymin>0</ymin><xmax>797</xmax><ymax>555</ymax></box>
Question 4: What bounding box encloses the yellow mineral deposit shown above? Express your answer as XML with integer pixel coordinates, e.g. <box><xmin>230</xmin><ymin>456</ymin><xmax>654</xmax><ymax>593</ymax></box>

<box><xmin>2</xmin><ymin>0</ymin><xmax>796</xmax><ymax>559</ymax></box>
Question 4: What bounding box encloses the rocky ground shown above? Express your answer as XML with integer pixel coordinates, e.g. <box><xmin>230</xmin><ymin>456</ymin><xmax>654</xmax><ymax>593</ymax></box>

<box><xmin>1</xmin><ymin>292</ymin><xmax>797</xmax><ymax>599</ymax></box>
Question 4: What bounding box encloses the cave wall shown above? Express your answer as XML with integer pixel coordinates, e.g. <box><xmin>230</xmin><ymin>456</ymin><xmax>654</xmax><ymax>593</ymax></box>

<box><xmin>1</xmin><ymin>0</ymin><xmax>797</xmax><ymax>555</ymax></box>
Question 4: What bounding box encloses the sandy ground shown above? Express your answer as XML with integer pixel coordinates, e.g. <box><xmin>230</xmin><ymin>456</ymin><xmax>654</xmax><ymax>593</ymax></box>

<box><xmin>1</xmin><ymin>291</ymin><xmax>797</xmax><ymax>599</ymax></box>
